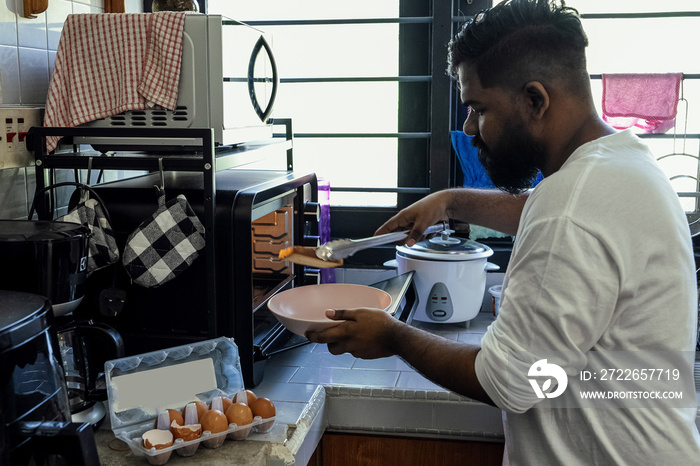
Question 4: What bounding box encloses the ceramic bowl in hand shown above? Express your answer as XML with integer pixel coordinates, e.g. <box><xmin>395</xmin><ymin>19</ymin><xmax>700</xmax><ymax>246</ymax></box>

<box><xmin>267</xmin><ymin>284</ymin><xmax>392</xmax><ymax>336</ymax></box>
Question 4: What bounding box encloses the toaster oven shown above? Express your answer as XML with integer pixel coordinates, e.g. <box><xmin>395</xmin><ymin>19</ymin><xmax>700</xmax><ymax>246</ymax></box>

<box><xmin>75</xmin><ymin>14</ymin><xmax>277</xmax><ymax>150</ymax></box>
<box><xmin>77</xmin><ymin>168</ymin><xmax>319</xmax><ymax>387</ymax></box>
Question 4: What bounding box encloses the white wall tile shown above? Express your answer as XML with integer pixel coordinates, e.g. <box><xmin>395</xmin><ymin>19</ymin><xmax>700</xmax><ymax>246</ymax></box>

<box><xmin>46</xmin><ymin>0</ymin><xmax>73</xmax><ymax>50</ymax></box>
<box><xmin>48</xmin><ymin>50</ymin><xmax>56</xmax><ymax>78</ymax></box>
<box><xmin>0</xmin><ymin>167</ymin><xmax>28</xmax><ymax>219</ymax></box>
<box><xmin>0</xmin><ymin>1</ymin><xmax>18</xmax><ymax>46</ymax></box>
<box><xmin>0</xmin><ymin>45</ymin><xmax>20</xmax><ymax>104</ymax></box>
<box><xmin>15</xmin><ymin>0</ymin><xmax>48</xmax><ymax>49</ymax></box>
<box><xmin>124</xmin><ymin>0</ymin><xmax>145</xmax><ymax>13</ymax></box>
<box><xmin>71</xmin><ymin>2</ymin><xmax>103</xmax><ymax>14</ymax></box>
<box><xmin>18</xmin><ymin>47</ymin><xmax>49</xmax><ymax>105</ymax></box>
<box><xmin>2</xmin><ymin>0</ymin><xmax>158</xmax><ymax>219</ymax></box>
<box><xmin>71</xmin><ymin>2</ymin><xmax>91</xmax><ymax>14</ymax></box>
<box><xmin>25</xmin><ymin>166</ymin><xmax>36</xmax><ymax>215</ymax></box>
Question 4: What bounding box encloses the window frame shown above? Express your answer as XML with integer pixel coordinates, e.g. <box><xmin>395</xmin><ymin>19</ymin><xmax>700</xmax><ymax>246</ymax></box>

<box><xmin>196</xmin><ymin>1</ymin><xmax>700</xmax><ymax>261</ymax></box>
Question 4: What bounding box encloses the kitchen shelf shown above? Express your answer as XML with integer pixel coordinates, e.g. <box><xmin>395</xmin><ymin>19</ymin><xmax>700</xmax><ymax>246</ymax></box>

<box><xmin>26</xmin><ymin>123</ymin><xmax>294</xmax><ymax>341</ymax></box>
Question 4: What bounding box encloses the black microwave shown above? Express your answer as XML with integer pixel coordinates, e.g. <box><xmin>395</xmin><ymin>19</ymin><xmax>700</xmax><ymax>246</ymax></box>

<box><xmin>77</xmin><ymin>168</ymin><xmax>318</xmax><ymax>387</ymax></box>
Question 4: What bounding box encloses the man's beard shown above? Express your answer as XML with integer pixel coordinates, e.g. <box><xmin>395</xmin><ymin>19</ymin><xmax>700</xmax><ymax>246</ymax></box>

<box><xmin>475</xmin><ymin>121</ymin><xmax>545</xmax><ymax>194</ymax></box>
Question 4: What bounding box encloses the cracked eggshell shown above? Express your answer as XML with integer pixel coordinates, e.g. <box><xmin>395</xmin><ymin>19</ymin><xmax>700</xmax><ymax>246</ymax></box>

<box><xmin>170</xmin><ymin>421</ymin><xmax>202</xmax><ymax>442</ymax></box>
<box><xmin>142</xmin><ymin>429</ymin><xmax>174</xmax><ymax>449</ymax></box>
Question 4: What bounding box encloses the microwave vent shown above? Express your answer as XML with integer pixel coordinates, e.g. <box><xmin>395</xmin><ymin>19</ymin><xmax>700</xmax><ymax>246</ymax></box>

<box><xmin>94</xmin><ymin>106</ymin><xmax>191</xmax><ymax>127</ymax></box>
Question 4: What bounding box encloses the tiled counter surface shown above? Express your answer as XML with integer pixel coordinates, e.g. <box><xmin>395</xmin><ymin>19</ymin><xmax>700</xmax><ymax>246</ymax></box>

<box><xmin>96</xmin><ymin>312</ymin><xmax>504</xmax><ymax>465</ymax></box>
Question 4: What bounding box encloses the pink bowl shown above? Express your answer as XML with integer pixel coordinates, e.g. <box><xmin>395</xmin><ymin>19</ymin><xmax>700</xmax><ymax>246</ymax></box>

<box><xmin>267</xmin><ymin>284</ymin><xmax>392</xmax><ymax>336</ymax></box>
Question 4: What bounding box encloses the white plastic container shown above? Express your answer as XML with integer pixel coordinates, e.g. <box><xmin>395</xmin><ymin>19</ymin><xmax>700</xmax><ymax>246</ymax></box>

<box><xmin>104</xmin><ymin>337</ymin><xmax>275</xmax><ymax>465</ymax></box>
<box><xmin>489</xmin><ymin>285</ymin><xmax>502</xmax><ymax>316</ymax></box>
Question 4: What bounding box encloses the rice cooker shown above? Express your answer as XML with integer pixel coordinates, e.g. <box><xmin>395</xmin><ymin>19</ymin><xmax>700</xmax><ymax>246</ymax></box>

<box><xmin>396</xmin><ymin>229</ymin><xmax>499</xmax><ymax>324</ymax></box>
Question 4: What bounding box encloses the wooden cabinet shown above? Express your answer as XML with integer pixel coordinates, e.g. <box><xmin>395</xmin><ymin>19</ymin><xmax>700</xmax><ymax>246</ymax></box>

<box><xmin>308</xmin><ymin>432</ymin><xmax>504</xmax><ymax>466</ymax></box>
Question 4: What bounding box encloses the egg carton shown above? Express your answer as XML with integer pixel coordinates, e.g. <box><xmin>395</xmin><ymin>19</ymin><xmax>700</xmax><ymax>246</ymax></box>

<box><xmin>119</xmin><ymin>411</ymin><xmax>276</xmax><ymax>465</ymax></box>
<box><xmin>104</xmin><ymin>337</ymin><xmax>275</xmax><ymax>465</ymax></box>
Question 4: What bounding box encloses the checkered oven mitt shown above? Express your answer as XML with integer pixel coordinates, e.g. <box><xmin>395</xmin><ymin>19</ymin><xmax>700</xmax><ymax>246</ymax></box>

<box><xmin>29</xmin><ymin>182</ymin><xmax>120</xmax><ymax>276</ymax></box>
<box><xmin>122</xmin><ymin>193</ymin><xmax>205</xmax><ymax>288</ymax></box>
<box><xmin>57</xmin><ymin>189</ymin><xmax>120</xmax><ymax>274</ymax></box>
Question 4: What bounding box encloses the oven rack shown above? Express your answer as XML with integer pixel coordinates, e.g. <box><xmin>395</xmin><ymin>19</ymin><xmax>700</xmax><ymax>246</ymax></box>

<box><xmin>26</xmin><ymin>121</ymin><xmax>294</xmax><ymax>341</ymax></box>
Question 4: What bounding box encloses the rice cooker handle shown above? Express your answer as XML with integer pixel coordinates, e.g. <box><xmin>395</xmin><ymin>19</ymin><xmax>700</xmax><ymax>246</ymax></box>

<box><xmin>485</xmin><ymin>262</ymin><xmax>500</xmax><ymax>272</ymax></box>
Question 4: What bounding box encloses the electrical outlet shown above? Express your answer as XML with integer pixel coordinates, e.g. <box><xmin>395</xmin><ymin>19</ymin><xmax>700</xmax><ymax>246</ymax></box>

<box><xmin>0</xmin><ymin>106</ymin><xmax>43</xmax><ymax>169</ymax></box>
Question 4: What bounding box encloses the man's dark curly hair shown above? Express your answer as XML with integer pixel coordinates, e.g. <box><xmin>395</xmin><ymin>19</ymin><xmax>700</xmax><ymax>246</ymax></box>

<box><xmin>448</xmin><ymin>0</ymin><xmax>590</xmax><ymax>96</ymax></box>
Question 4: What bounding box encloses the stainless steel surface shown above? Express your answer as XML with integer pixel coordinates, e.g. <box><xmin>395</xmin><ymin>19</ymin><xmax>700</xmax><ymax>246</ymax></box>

<box><xmin>396</xmin><ymin>231</ymin><xmax>494</xmax><ymax>262</ymax></box>
<box><xmin>316</xmin><ymin>224</ymin><xmax>445</xmax><ymax>261</ymax></box>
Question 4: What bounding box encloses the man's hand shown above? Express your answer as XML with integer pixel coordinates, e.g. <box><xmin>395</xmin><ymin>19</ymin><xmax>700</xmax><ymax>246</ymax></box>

<box><xmin>374</xmin><ymin>191</ymin><xmax>451</xmax><ymax>247</ymax></box>
<box><xmin>306</xmin><ymin>308</ymin><xmax>401</xmax><ymax>359</ymax></box>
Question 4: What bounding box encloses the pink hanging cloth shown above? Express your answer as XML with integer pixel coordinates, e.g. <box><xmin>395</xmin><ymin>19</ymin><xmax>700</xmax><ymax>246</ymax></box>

<box><xmin>602</xmin><ymin>73</ymin><xmax>683</xmax><ymax>134</ymax></box>
<box><xmin>43</xmin><ymin>12</ymin><xmax>187</xmax><ymax>152</ymax></box>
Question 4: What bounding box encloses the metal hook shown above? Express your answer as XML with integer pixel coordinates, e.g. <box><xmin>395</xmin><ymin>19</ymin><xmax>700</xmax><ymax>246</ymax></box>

<box><xmin>86</xmin><ymin>157</ymin><xmax>93</xmax><ymax>187</ymax></box>
<box><xmin>154</xmin><ymin>157</ymin><xmax>165</xmax><ymax>195</ymax></box>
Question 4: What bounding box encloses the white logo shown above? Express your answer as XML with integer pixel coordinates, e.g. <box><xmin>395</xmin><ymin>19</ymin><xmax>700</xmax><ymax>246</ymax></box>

<box><xmin>528</xmin><ymin>359</ymin><xmax>568</xmax><ymax>399</ymax></box>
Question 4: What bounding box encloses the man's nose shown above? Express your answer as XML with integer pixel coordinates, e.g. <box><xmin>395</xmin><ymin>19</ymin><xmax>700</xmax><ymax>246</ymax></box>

<box><xmin>463</xmin><ymin>111</ymin><xmax>477</xmax><ymax>136</ymax></box>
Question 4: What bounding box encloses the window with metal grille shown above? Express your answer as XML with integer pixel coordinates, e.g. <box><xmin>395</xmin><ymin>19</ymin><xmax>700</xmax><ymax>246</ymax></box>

<box><xmin>206</xmin><ymin>0</ymin><xmax>490</xmax><ymax>241</ymax></box>
<box><xmin>205</xmin><ymin>0</ymin><xmax>700</xmax><ymax>246</ymax></box>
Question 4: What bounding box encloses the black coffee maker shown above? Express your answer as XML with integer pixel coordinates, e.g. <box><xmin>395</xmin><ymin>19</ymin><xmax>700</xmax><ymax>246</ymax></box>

<box><xmin>0</xmin><ymin>290</ymin><xmax>100</xmax><ymax>466</ymax></box>
<box><xmin>0</xmin><ymin>220</ymin><xmax>125</xmax><ymax>427</ymax></box>
<box><xmin>55</xmin><ymin>317</ymin><xmax>124</xmax><ymax>426</ymax></box>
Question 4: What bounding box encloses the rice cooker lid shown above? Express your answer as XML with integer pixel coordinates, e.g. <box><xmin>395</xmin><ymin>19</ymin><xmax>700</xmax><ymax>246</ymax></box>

<box><xmin>396</xmin><ymin>229</ymin><xmax>493</xmax><ymax>261</ymax></box>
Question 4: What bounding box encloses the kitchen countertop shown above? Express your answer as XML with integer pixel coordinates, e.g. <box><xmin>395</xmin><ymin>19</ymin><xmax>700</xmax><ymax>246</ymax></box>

<box><xmin>94</xmin><ymin>311</ymin><xmax>504</xmax><ymax>465</ymax></box>
<box><xmin>94</xmin><ymin>307</ymin><xmax>700</xmax><ymax>465</ymax></box>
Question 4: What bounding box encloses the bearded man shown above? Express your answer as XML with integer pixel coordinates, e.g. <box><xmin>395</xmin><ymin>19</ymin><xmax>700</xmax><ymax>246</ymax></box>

<box><xmin>307</xmin><ymin>1</ymin><xmax>700</xmax><ymax>464</ymax></box>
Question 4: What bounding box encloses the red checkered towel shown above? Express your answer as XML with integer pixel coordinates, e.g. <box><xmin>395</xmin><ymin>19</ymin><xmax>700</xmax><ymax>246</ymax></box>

<box><xmin>44</xmin><ymin>12</ymin><xmax>187</xmax><ymax>152</ymax></box>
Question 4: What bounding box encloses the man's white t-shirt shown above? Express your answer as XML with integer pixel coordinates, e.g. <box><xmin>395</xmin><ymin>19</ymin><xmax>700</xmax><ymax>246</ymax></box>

<box><xmin>475</xmin><ymin>130</ymin><xmax>700</xmax><ymax>465</ymax></box>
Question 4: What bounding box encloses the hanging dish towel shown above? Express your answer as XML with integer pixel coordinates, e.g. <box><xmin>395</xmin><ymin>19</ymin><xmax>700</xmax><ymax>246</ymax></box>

<box><xmin>602</xmin><ymin>73</ymin><xmax>683</xmax><ymax>134</ymax></box>
<box><xmin>43</xmin><ymin>12</ymin><xmax>187</xmax><ymax>152</ymax></box>
<box><xmin>122</xmin><ymin>193</ymin><xmax>205</xmax><ymax>288</ymax></box>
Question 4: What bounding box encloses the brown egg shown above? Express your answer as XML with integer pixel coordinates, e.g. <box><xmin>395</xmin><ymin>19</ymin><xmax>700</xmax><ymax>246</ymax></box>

<box><xmin>250</xmin><ymin>397</ymin><xmax>275</xmax><ymax>419</ymax></box>
<box><xmin>181</xmin><ymin>401</ymin><xmax>208</xmax><ymax>423</ymax></box>
<box><xmin>211</xmin><ymin>396</ymin><xmax>233</xmax><ymax>414</ymax></box>
<box><xmin>170</xmin><ymin>420</ymin><xmax>202</xmax><ymax>442</ymax></box>
<box><xmin>225</xmin><ymin>402</ymin><xmax>253</xmax><ymax>426</ymax></box>
<box><xmin>154</xmin><ymin>408</ymin><xmax>184</xmax><ymax>429</ymax></box>
<box><xmin>200</xmin><ymin>408</ymin><xmax>229</xmax><ymax>434</ymax></box>
<box><xmin>232</xmin><ymin>390</ymin><xmax>257</xmax><ymax>406</ymax></box>
<box><xmin>142</xmin><ymin>429</ymin><xmax>174</xmax><ymax>449</ymax></box>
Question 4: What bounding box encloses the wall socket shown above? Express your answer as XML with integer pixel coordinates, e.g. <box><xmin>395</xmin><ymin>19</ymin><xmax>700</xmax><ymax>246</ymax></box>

<box><xmin>0</xmin><ymin>107</ymin><xmax>43</xmax><ymax>169</ymax></box>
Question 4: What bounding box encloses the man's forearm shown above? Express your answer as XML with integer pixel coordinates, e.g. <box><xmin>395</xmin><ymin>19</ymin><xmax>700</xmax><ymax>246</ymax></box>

<box><xmin>443</xmin><ymin>188</ymin><xmax>529</xmax><ymax>236</ymax></box>
<box><xmin>391</xmin><ymin>322</ymin><xmax>494</xmax><ymax>406</ymax></box>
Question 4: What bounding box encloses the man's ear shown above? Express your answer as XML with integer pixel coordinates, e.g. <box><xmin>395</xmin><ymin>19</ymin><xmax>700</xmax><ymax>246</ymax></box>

<box><xmin>522</xmin><ymin>81</ymin><xmax>549</xmax><ymax>120</ymax></box>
